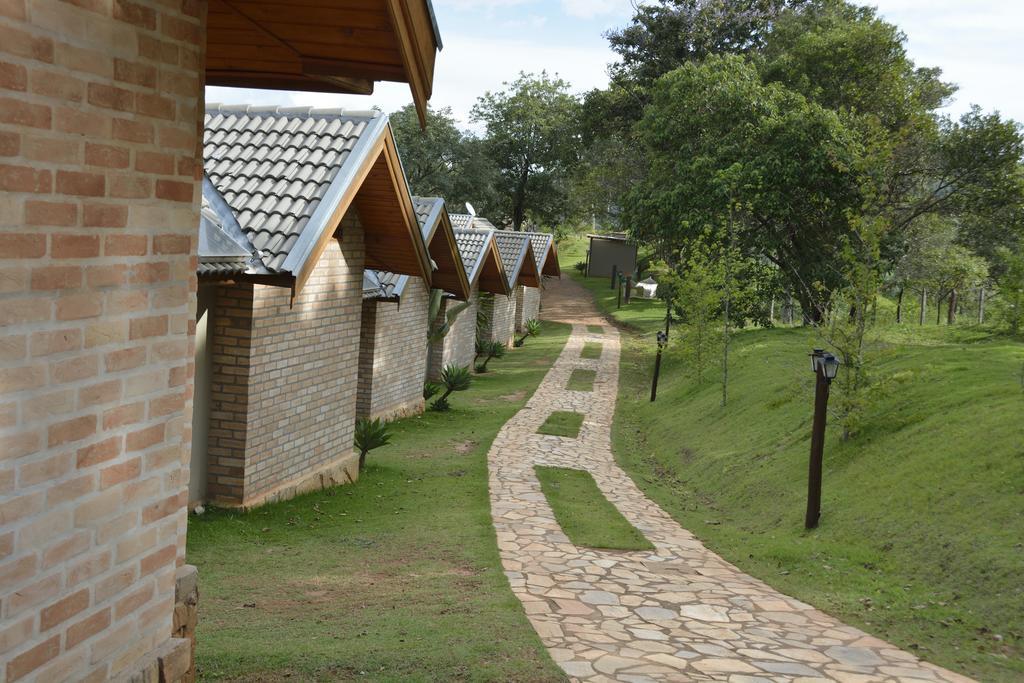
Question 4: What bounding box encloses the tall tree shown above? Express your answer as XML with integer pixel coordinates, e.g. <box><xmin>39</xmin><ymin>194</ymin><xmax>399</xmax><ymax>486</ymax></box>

<box><xmin>471</xmin><ymin>72</ymin><xmax>581</xmax><ymax>230</ymax></box>
<box><xmin>390</xmin><ymin>104</ymin><xmax>499</xmax><ymax>213</ymax></box>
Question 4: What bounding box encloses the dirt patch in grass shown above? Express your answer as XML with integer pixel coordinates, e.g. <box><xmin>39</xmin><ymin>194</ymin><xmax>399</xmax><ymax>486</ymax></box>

<box><xmin>451</xmin><ymin>439</ymin><xmax>477</xmax><ymax>454</ymax></box>
<box><xmin>538</xmin><ymin>411</ymin><xmax>585</xmax><ymax>438</ymax></box>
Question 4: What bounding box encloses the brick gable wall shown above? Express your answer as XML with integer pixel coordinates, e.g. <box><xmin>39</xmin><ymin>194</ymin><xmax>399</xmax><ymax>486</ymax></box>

<box><xmin>0</xmin><ymin>1</ymin><xmax>202</xmax><ymax>680</ymax></box>
<box><xmin>356</xmin><ymin>276</ymin><xmax>429</xmax><ymax>421</ymax></box>
<box><xmin>479</xmin><ymin>290</ymin><xmax>516</xmax><ymax>347</ymax></box>
<box><xmin>515</xmin><ymin>285</ymin><xmax>541</xmax><ymax>332</ymax></box>
<box><xmin>427</xmin><ymin>285</ymin><xmax>479</xmax><ymax>380</ymax></box>
<box><xmin>204</xmin><ymin>211</ymin><xmax>365</xmax><ymax>509</ymax></box>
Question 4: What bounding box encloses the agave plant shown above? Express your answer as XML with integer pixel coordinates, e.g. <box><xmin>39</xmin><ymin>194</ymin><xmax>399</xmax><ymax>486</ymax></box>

<box><xmin>514</xmin><ymin>319</ymin><xmax>542</xmax><ymax>347</ymax></box>
<box><xmin>423</xmin><ymin>381</ymin><xmax>441</xmax><ymax>400</ymax></box>
<box><xmin>431</xmin><ymin>364</ymin><xmax>472</xmax><ymax>411</ymax></box>
<box><xmin>475</xmin><ymin>340</ymin><xmax>505</xmax><ymax>373</ymax></box>
<box><xmin>427</xmin><ymin>289</ymin><xmax>471</xmax><ymax>344</ymax></box>
<box><xmin>354</xmin><ymin>417</ymin><xmax>392</xmax><ymax>472</ymax></box>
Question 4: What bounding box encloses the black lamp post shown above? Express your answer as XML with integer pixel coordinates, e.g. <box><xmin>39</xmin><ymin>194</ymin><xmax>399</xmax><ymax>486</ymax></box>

<box><xmin>806</xmin><ymin>349</ymin><xmax>840</xmax><ymax>529</ymax></box>
<box><xmin>650</xmin><ymin>330</ymin><xmax>668</xmax><ymax>402</ymax></box>
<box><xmin>616</xmin><ymin>274</ymin><xmax>623</xmax><ymax>309</ymax></box>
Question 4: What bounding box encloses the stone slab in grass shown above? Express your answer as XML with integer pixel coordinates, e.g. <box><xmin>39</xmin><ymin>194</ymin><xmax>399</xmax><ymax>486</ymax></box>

<box><xmin>580</xmin><ymin>342</ymin><xmax>603</xmax><ymax>359</ymax></box>
<box><xmin>537</xmin><ymin>411</ymin><xmax>584</xmax><ymax>438</ymax></box>
<box><xmin>535</xmin><ymin>466</ymin><xmax>654</xmax><ymax>551</ymax></box>
<box><xmin>586</xmin><ymin>324</ymin><xmax>604</xmax><ymax>334</ymax></box>
<box><xmin>567</xmin><ymin>369</ymin><xmax>596</xmax><ymax>392</ymax></box>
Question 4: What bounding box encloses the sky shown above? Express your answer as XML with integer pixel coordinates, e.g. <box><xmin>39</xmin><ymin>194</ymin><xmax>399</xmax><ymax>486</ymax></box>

<box><xmin>207</xmin><ymin>1</ymin><xmax>1024</xmax><ymax>129</ymax></box>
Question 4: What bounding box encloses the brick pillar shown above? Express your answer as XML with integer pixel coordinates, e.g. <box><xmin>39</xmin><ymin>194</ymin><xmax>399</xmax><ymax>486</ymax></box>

<box><xmin>0</xmin><ymin>1</ymin><xmax>204</xmax><ymax>681</ymax></box>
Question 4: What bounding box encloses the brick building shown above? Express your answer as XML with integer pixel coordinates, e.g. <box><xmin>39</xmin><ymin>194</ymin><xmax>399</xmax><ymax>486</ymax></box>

<box><xmin>426</xmin><ymin>226</ymin><xmax>510</xmax><ymax>379</ymax></box>
<box><xmin>356</xmin><ymin>196</ymin><xmax>469</xmax><ymax>421</ymax></box>
<box><xmin>514</xmin><ymin>232</ymin><xmax>560</xmax><ymax>333</ymax></box>
<box><xmin>479</xmin><ymin>229</ymin><xmax>539</xmax><ymax>347</ymax></box>
<box><xmin>192</xmin><ymin>105</ymin><xmax>433</xmax><ymax>509</ymax></box>
<box><xmin>0</xmin><ymin>2</ymin><xmax>441</xmax><ymax>681</ymax></box>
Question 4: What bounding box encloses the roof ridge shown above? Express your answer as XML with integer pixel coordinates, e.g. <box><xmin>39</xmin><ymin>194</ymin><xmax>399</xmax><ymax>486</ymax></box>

<box><xmin>206</xmin><ymin>103</ymin><xmax>383</xmax><ymax>119</ymax></box>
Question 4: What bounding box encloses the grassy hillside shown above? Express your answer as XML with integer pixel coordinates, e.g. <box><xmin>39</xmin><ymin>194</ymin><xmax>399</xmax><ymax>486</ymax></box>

<box><xmin>557</xmin><ymin>239</ymin><xmax>1024</xmax><ymax>680</ymax></box>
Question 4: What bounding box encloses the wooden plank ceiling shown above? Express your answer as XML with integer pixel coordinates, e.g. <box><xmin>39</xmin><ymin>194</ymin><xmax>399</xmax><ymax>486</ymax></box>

<box><xmin>207</xmin><ymin>0</ymin><xmax>439</xmax><ymax>124</ymax></box>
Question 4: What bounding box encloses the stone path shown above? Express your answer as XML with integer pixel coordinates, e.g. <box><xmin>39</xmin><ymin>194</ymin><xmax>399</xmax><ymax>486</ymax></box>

<box><xmin>485</xmin><ymin>278</ymin><xmax>972</xmax><ymax>682</ymax></box>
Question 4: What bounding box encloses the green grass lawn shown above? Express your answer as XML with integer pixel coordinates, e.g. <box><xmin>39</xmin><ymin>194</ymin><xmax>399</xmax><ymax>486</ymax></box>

<box><xmin>580</xmin><ymin>342</ymin><xmax>603</xmax><ymax>359</ymax></box>
<box><xmin>187</xmin><ymin>322</ymin><xmax>572</xmax><ymax>682</ymax></box>
<box><xmin>586</xmin><ymin>324</ymin><xmax>605</xmax><ymax>334</ymax></box>
<box><xmin>603</xmin><ymin>305</ymin><xmax>1024</xmax><ymax>680</ymax></box>
<box><xmin>535</xmin><ymin>466</ymin><xmax>654</xmax><ymax>551</ymax></box>
<box><xmin>537</xmin><ymin>411</ymin><xmax>584</xmax><ymax>438</ymax></box>
<box><xmin>566</xmin><ymin>369</ymin><xmax>596</xmax><ymax>392</ymax></box>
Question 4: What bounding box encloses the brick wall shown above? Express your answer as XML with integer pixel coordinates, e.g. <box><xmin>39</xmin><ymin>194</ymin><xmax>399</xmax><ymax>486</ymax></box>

<box><xmin>515</xmin><ymin>285</ymin><xmax>541</xmax><ymax>332</ymax></box>
<box><xmin>204</xmin><ymin>211</ymin><xmax>365</xmax><ymax>508</ymax></box>
<box><xmin>356</xmin><ymin>276</ymin><xmax>429</xmax><ymax>421</ymax></box>
<box><xmin>0</xmin><ymin>1</ymin><xmax>203</xmax><ymax>680</ymax></box>
<box><xmin>427</xmin><ymin>285</ymin><xmax>478</xmax><ymax>380</ymax></box>
<box><xmin>479</xmin><ymin>291</ymin><xmax>516</xmax><ymax>347</ymax></box>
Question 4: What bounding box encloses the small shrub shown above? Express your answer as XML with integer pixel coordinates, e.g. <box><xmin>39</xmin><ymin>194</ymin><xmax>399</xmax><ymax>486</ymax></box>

<box><xmin>354</xmin><ymin>417</ymin><xmax>392</xmax><ymax>472</ymax></box>
<box><xmin>431</xmin><ymin>364</ymin><xmax>472</xmax><ymax>411</ymax></box>
<box><xmin>423</xmin><ymin>381</ymin><xmax>441</xmax><ymax>400</ymax></box>
<box><xmin>514</xmin><ymin>319</ymin><xmax>542</xmax><ymax>347</ymax></box>
<box><xmin>574</xmin><ymin>261</ymin><xmax>586</xmax><ymax>273</ymax></box>
<box><xmin>475</xmin><ymin>341</ymin><xmax>505</xmax><ymax>373</ymax></box>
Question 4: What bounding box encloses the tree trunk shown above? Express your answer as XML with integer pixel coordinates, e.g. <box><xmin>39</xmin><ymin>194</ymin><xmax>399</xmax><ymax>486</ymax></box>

<box><xmin>919</xmin><ymin>289</ymin><xmax>926</xmax><ymax>325</ymax></box>
<box><xmin>978</xmin><ymin>287</ymin><xmax>985</xmax><ymax>324</ymax></box>
<box><xmin>896</xmin><ymin>287</ymin><xmax>904</xmax><ymax>324</ymax></box>
<box><xmin>769</xmin><ymin>295</ymin><xmax>775</xmax><ymax>325</ymax></box>
<box><xmin>936</xmin><ymin>293</ymin><xmax>943</xmax><ymax>325</ymax></box>
<box><xmin>783</xmin><ymin>291</ymin><xmax>794</xmax><ymax>325</ymax></box>
<box><xmin>512</xmin><ymin>167</ymin><xmax>528</xmax><ymax>231</ymax></box>
<box><xmin>947</xmin><ymin>288</ymin><xmax>958</xmax><ymax>325</ymax></box>
<box><xmin>358</xmin><ymin>450</ymin><xmax>366</xmax><ymax>472</ymax></box>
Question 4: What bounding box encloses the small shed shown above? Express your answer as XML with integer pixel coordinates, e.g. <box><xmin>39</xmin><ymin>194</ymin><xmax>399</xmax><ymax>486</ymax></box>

<box><xmin>586</xmin><ymin>233</ymin><xmax>637</xmax><ymax>279</ymax></box>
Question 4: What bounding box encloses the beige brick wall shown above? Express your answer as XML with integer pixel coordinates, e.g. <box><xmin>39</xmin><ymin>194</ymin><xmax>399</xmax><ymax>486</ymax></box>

<box><xmin>205</xmin><ymin>211</ymin><xmax>365</xmax><ymax>508</ymax></box>
<box><xmin>0</xmin><ymin>1</ymin><xmax>204</xmax><ymax>680</ymax></box>
<box><xmin>427</xmin><ymin>285</ymin><xmax>479</xmax><ymax>380</ymax></box>
<box><xmin>515</xmin><ymin>285</ymin><xmax>541</xmax><ymax>333</ymax></box>
<box><xmin>356</xmin><ymin>276</ymin><xmax>429</xmax><ymax>421</ymax></box>
<box><xmin>479</xmin><ymin>291</ymin><xmax>516</xmax><ymax>347</ymax></box>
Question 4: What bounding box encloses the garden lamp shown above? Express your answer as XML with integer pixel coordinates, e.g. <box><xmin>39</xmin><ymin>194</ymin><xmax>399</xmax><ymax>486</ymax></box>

<box><xmin>805</xmin><ymin>349</ymin><xmax>839</xmax><ymax>529</ymax></box>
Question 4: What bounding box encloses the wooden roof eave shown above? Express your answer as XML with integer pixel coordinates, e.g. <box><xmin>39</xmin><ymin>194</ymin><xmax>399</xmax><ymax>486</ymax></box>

<box><xmin>283</xmin><ymin>120</ymin><xmax>431</xmax><ymax>299</ymax></box>
<box><xmin>477</xmin><ymin>238</ymin><xmax>511</xmax><ymax>296</ymax></box>
<box><xmin>385</xmin><ymin>0</ymin><xmax>439</xmax><ymax>128</ymax></box>
<box><xmin>543</xmin><ymin>243</ymin><xmax>561</xmax><ymax>277</ymax></box>
<box><xmin>518</xmin><ymin>243</ymin><xmax>541</xmax><ymax>289</ymax></box>
<box><xmin>428</xmin><ymin>211</ymin><xmax>471</xmax><ymax>301</ymax></box>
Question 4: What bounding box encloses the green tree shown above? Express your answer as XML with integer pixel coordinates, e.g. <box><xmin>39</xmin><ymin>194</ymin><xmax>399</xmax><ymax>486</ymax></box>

<box><xmin>471</xmin><ymin>72</ymin><xmax>581</xmax><ymax>230</ymax></box>
<box><xmin>996</xmin><ymin>246</ymin><xmax>1024</xmax><ymax>334</ymax></box>
<box><xmin>390</xmin><ymin>104</ymin><xmax>498</xmax><ymax>212</ymax></box>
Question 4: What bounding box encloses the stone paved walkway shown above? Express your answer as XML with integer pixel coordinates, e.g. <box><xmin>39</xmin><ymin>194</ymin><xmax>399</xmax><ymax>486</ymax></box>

<box><xmin>486</xmin><ymin>278</ymin><xmax>972</xmax><ymax>682</ymax></box>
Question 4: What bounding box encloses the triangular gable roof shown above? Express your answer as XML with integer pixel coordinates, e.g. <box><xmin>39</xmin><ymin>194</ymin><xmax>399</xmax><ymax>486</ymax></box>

<box><xmin>363</xmin><ymin>196</ymin><xmax>471</xmax><ymax>302</ymax></box>
<box><xmin>411</xmin><ymin>196</ymin><xmax>470</xmax><ymax>299</ymax></box>
<box><xmin>491</xmin><ymin>230</ymin><xmax>540</xmax><ymax>289</ymax></box>
<box><xmin>204</xmin><ymin>104</ymin><xmax>431</xmax><ymax>296</ymax></box>
<box><xmin>453</xmin><ymin>228</ymin><xmax>510</xmax><ymax>295</ymax></box>
<box><xmin>521</xmin><ymin>231</ymin><xmax>560</xmax><ymax>277</ymax></box>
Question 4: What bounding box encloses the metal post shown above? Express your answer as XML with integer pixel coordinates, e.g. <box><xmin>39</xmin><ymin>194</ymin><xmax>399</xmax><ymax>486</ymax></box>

<box><xmin>806</xmin><ymin>360</ymin><xmax>830</xmax><ymax>529</ymax></box>
<box><xmin>616</xmin><ymin>276</ymin><xmax>622</xmax><ymax>309</ymax></box>
<box><xmin>610</xmin><ymin>264</ymin><xmax>618</xmax><ymax>290</ymax></box>
<box><xmin>625</xmin><ymin>276</ymin><xmax>632</xmax><ymax>304</ymax></box>
<box><xmin>651</xmin><ymin>332</ymin><xmax>667</xmax><ymax>402</ymax></box>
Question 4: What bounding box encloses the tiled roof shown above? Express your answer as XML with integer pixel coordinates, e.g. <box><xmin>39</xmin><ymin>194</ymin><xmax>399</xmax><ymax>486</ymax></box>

<box><xmin>449</xmin><ymin>213</ymin><xmax>474</xmax><ymax>229</ymax></box>
<box><xmin>203</xmin><ymin>104</ymin><xmax>384</xmax><ymax>273</ymax></box>
<box><xmin>452</xmin><ymin>227</ymin><xmax>492</xmax><ymax>283</ymax></box>
<box><xmin>491</xmin><ymin>230</ymin><xmax>531</xmax><ymax>282</ymax></box>
<box><xmin>522</xmin><ymin>232</ymin><xmax>553</xmax><ymax>271</ymax></box>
